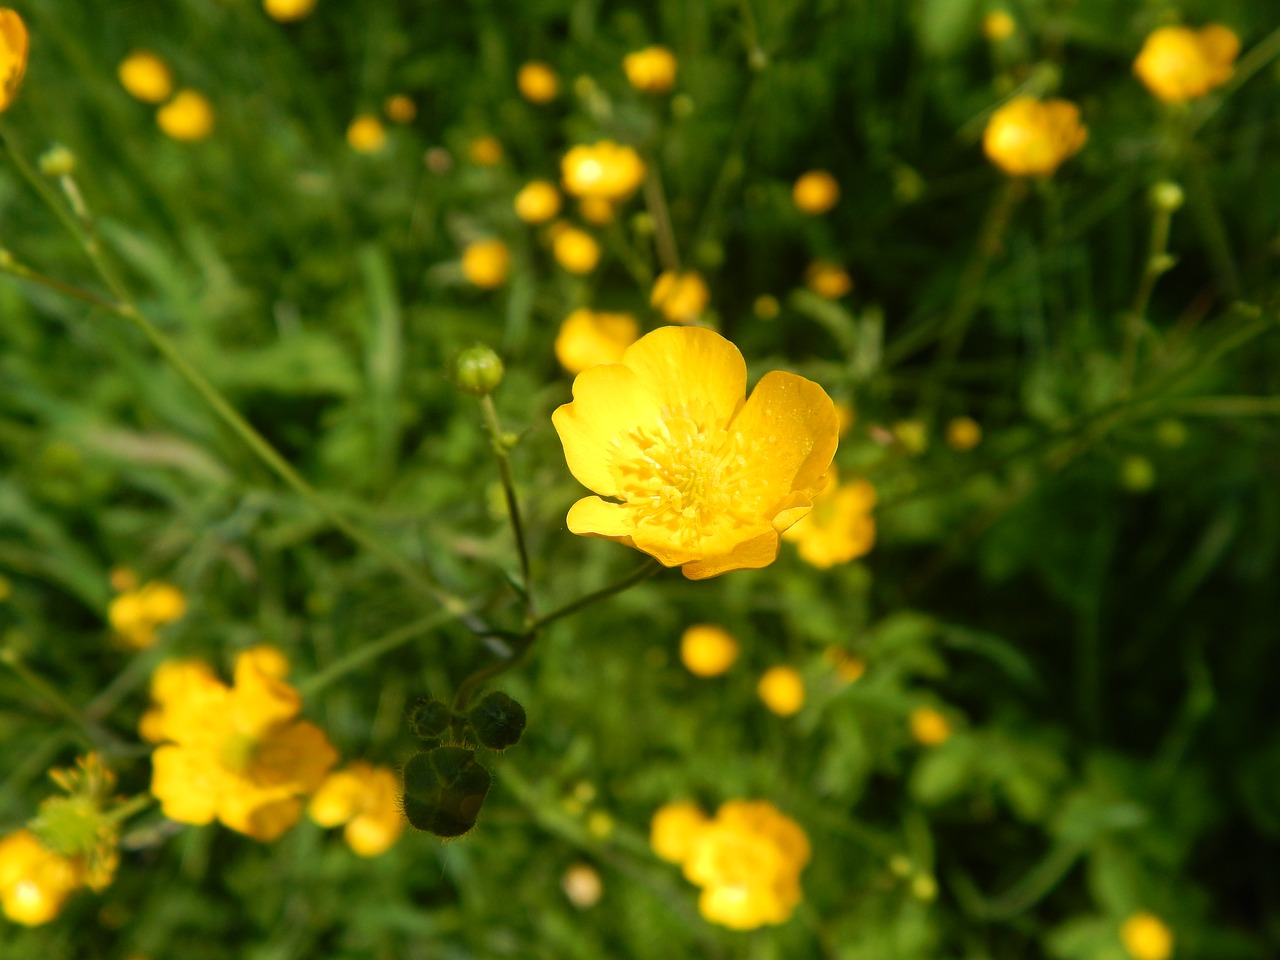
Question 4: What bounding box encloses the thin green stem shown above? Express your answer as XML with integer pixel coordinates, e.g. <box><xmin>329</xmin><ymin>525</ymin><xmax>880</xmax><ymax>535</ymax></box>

<box><xmin>1120</xmin><ymin>197</ymin><xmax>1177</xmax><ymax>391</ymax></box>
<box><xmin>298</xmin><ymin>610</ymin><xmax>458</xmax><ymax>698</ymax></box>
<box><xmin>643</xmin><ymin>164</ymin><xmax>682</xmax><ymax>274</ymax></box>
<box><xmin>0</xmin><ymin>258</ymin><xmax>120</xmax><ymax>311</ymax></box>
<box><xmin>479</xmin><ymin>394</ymin><xmax>535</xmax><ymax>625</ymax></box>
<box><xmin>529</xmin><ymin>558</ymin><xmax>665</xmax><ymax>634</ymax></box>
<box><xmin>106</xmin><ymin>793</ymin><xmax>155</xmax><ymax>824</ymax></box>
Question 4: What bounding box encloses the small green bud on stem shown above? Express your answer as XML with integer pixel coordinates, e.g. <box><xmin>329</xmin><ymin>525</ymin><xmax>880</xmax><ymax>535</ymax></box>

<box><xmin>467</xmin><ymin>691</ymin><xmax>527</xmax><ymax>751</ymax></box>
<box><xmin>454</xmin><ymin>344</ymin><xmax>505</xmax><ymax>395</ymax></box>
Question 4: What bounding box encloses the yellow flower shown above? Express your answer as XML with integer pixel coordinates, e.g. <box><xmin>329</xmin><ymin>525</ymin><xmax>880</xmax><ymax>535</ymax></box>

<box><xmin>461</xmin><ymin>239</ymin><xmax>510</xmax><ymax>288</ymax></box>
<box><xmin>806</xmin><ymin>261</ymin><xmax>853</xmax><ymax>299</ymax></box>
<box><xmin>157</xmin><ymin>90</ymin><xmax>214</xmax><ymax>142</ymax></box>
<box><xmin>1120</xmin><ymin>912</ymin><xmax>1174</xmax><ymax>960</ymax></box>
<box><xmin>893</xmin><ymin>418</ymin><xmax>929</xmax><ymax>454</ymax></box>
<box><xmin>264</xmin><ymin>0</ymin><xmax>316</xmax><ymax>22</ymax></box>
<box><xmin>108</xmin><ymin>579</ymin><xmax>187</xmax><ymax>650</ymax></box>
<box><xmin>792</xmin><ymin>170</ymin><xmax>840</xmax><ymax>215</ymax></box>
<box><xmin>384</xmin><ymin>94</ymin><xmax>416</xmax><ymax>124</ymax></box>
<box><xmin>650</xmin><ymin>269</ymin><xmax>710</xmax><ymax>324</ymax></box>
<box><xmin>514</xmin><ymin>180</ymin><xmax>561</xmax><ymax>224</ymax></box>
<box><xmin>624</xmin><ymin>46</ymin><xmax>678</xmax><ymax>94</ymax></box>
<box><xmin>835</xmin><ymin>402</ymin><xmax>856</xmax><ymax>436</ymax></box>
<box><xmin>680</xmin><ymin>624</ymin><xmax>739</xmax><ymax>677</ymax></box>
<box><xmin>0</xmin><ymin>9</ymin><xmax>27</xmax><ymax>114</ymax></box>
<box><xmin>758</xmin><ymin>666</ymin><xmax>805</xmax><ymax>716</ymax></box>
<box><xmin>783</xmin><ymin>471</ymin><xmax>876</xmax><ymax>568</ymax></box>
<box><xmin>982</xmin><ymin>96</ymin><xmax>1087</xmax><ymax>177</ymax></box>
<box><xmin>910</xmin><ymin>706</ymin><xmax>952</xmax><ymax>746</ymax></box>
<box><xmin>552</xmin><ymin>326</ymin><xmax>839</xmax><ymax>579</ymax></box>
<box><xmin>824</xmin><ymin>647</ymin><xmax>866</xmax><ymax>683</ymax></box>
<box><xmin>145</xmin><ymin>647</ymin><xmax>338</xmax><ymax>842</ymax></box>
<box><xmin>946</xmin><ymin>416</ymin><xmax>983</xmax><ymax>451</ymax></box>
<box><xmin>554</xmin><ymin>308</ymin><xmax>639</xmax><ymax>375</ymax></box>
<box><xmin>552</xmin><ymin>225</ymin><xmax>601</xmax><ymax>274</ymax></box>
<box><xmin>517</xmin><ymin>60</ymin><xmax>559</xmax><ymax>103</ymax></box>
<box><xmin>578</xmin><ymin>195</ymin><xmax>615</xmax><ymax>225</ymax></box>
<box><xmin>983</xmin><ymin>11</ymin><xmax>1016</xmax><ymax>42</ymax></box>
<box><xmin>1134</xmin><ymin>24</ymin><xmax>1239</xmax><ymax>103</ymax></box>
<box><xmin>561</xmin><ymin>141</ymin><xmax>645</xmax><ymax>202</ymax></box>
<box><xmin>118</xmin><ymin>51</ymin><xmax>173</xmax><ymax>104</ymax></box>
<box><xmin>346</xmin><ymin>115</ymin><xmax>386</xmax><ymax>153</ymax></box>
<box><xmin>0</xmin><ymin>830</ymin><xmax>82</xmax><ymax>926</ymax></box>
<box><xmin>308</xmin><ymin>763</ymin><xmax>404</xmax><ymax>857</ymax></box>
<box><xmin>650</xmin><ymin>800</ymin><xmax>709</xmax><ymax>864</ymax></box>
<box><xmin>469</xmin><ymin>135</ymin><xmax>503</xmax><ymax>166</ymax></box>
<box><xmin>754</xmin><ymin>294</ymin><xmax>780</xmax><ymax>320</ymax></box>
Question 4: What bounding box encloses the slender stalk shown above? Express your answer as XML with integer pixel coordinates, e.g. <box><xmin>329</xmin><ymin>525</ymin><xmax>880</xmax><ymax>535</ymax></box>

<box><xmin>643</xmin><ymin>164</ymin><xmax>682</xmax><ymax>274</ymax></box>
<box><xmin>1120</xmin><ymin>192</ymin><xmax>1178</xmax><ymax>391</ymax></box>
<box><xmin>530</xmin><ymin>558</ymin><xmax>665</xmax><ymax>634</ymax></box>
<box><xmin>106</xmin><ymin>793</ymin><xmax>155</xmax><ymax>824</ymax></box>
<box><xmin>0</xmin><ymin>258</ymin><xmax>120</xmax><ymax>311</ymax></box>
<box><xmin>298</xmin><ymin>610</ymin><xmax>458</xmax><ymax>698</ymax></box>
<box><xmin>478</xmin><ymin>394</ymin><xmax>535</xmax><ymax>625</ymax></box>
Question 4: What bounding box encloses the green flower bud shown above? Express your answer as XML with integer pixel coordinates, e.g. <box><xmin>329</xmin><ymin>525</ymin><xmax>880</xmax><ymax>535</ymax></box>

<box><xmin>1149</xmin><ymin>181</ymin><xmax>1184</xmax><ymax>213</ymax></box>
<box><xmin>454</xmin><ymin>344</ymin><xmax>505</xmax><ymax>395</ymax></box>
<box><xmin>1155</xmin><ymin>418</ymin><xmax>1187</xmax><ymax>449</ymax></box>
<box><xmin>39</xmin><ymin>144</ymin><xmax>76</xmax><ymax>178</ymax></box>
<box><xmin>408</xmin><ymin>697</ymin><xmax>453</xmax><ymax>742</ymax></box>
<box><xmin>401</xmin><ymin>747</ymin><xmax>491</xmax><ymax>838</ymax></box>
<box><xmin>1120</xmin><ymin>454</ymin><xmax>1155</xmax><ymax>492</ymax></box>
<box><xmin>467</xmin><ymin>691</ymin><xmax>527</xmax><ymax>751</ymax></box>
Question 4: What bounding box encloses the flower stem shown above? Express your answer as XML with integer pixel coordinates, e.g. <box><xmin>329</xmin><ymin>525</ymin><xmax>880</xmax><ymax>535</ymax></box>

<box><xmin>1120</xmin><ymin>195</ymin><xmax>1178</xmax><ymax>392</ymax></box>
<box><xmin>643</xmin><ymin>164</ymin><xmax>682</xmax><ymax>274</ymax></box>
<box><xmin>478</xmin><ymin>394</ymin><xmax>535</xmax><ymax>626</ymax></box>
<box><xmin>298</xmin><ymin>610</ymin><xmax>460</xmax><ymax>698</ymax></box>
<box><xmin>529</xmin><ymin>558</ymin><xmax>665</xmax><ymax>634</ymax></box>
<box><xmin>106</xmin><ymin>793</ymin><xmax>155</xmax><ymax>824</ymax></box>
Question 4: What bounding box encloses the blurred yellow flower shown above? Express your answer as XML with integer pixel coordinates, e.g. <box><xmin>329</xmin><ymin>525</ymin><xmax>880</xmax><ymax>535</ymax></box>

<box><xmin>758</xmin><ymin>665</ymin><xmax>805</xmax><ymax>716</ymax></box>
<box><xmin>513</xmin><ymin>180</ymin><xmax>561</xmax><ymax>224</ymax></box>
<box><xmin>118</xmin><ymin>51</ymin><xmax>173</xmax><ymax>104</ymax></box>
<box><xmin>824</xmin><ymin>647</ymin><xmax>866</xmax><ymax>683</ymax></box>
<box><xmin>517</xmin><ymin>60</ymin><xmax>559</xmax><ymax>103</ymax></box>
<box><xmin>578</xmin><ymin>195</ymin><xmax>615</xmax><ymax>225</ymax></box>
<box><xmin>893</xmin><ymin>418</ymin><xmax>929</xmax><ymax>454</ymax></box>
<box><xmin>982</xmin><ymin>96</ymin><xmax>1086</xmax><ymax>177</ymax></box>
<box><xmin>983</xmin><ymin>11</ymin><xmax>1016</xmax><ymax>42</ymax></box>
<box><xmin>561</xmin><ymin>862</ymin><xmax>604</xmax><ymax>909</ymax></box>
<box><xmin>650</xmin><ymin>269</ymin><xmax>710</xmax><ymax>324</ymax></box>
<box><xmin>346</xmin><ymin>115</ymin><xmax>387</xmax><ymax>153</ymax></box>
<box><xmin>552</xmin><ymin>326</ymin><xmax>839</xmax><ymax>579</ymax></box>
<box><xmin>157</xmin><ymin>90</ymin><xmax>214</xmax><ymax>142</ymax></box>
<box><xmin>651</xmin><ymin>801</ymin><xmax>710</xmax><ymax>864</ymax></box>
<box><xmin>1134</xmin><ymin>24</ymin><xmax>1239</xmax><ymax>103</ymax></box>
<box><xmin>554</xmin><ymin>308</ymin><xmax>639</xmax><ymax>375</ymax></box>
<box><xmin>792</xmin><ymin>170</ymin><xmax>840</xmax><ymax>215</ymax></box>
<box><xmin>624</xmin><ymin>46</ymin><xmax>678</xmax><ymax>94</ymax></box>
<box><xmin>1121</xmin><ymin>912</ymin><xmax>1174</xmax><ymax>960</ymax></box>
<box><xmin>469</xmin><ymin>135</ymin><xmax>503</xmax><ymax>166</ymax></box>
<box><xmin>783</xmin><ymin>471</ymin><xmax>876</xmax><ymax>568</ymax></box>
<box><xmin>144</xmin><ymin>647</ymin><xmax>338</xmax><ymax>842</ymax></box>
<box><xmin>680</xmin><ymin>624</ymin><xmax>739</xmax><ymax>677</ymax></box>
<box><xmin>308</xmin><ymin>763</ymin><xmax>404</xmax><ymax>857</ymax></box>
<box><xmin>835</xmin><ymin>402</ymin><xmax>856</xmax><ymax>436</ymax></box>
<box><xmin>806</xmin><ymin>261</ymin><xmax>853</xmax><ymax>299</ymax></box>
<box><xmin>910</xmin><ymin>706</ymin><xmax>952</xmax><ymax>746</ymax></box>
<box><xmin>108</xmin><ymin>579</ymin><xmax>187</xmax><ymax>650</ymax></box>
<box><xmin>754</xmin><ymin>294</ymin><xmax>780</xmax><ymax>320</ymax></box>
<box><xmin>552</xmin><ymin>225</ymin><xmax>601</xmax><ymax>274</ymax></box>
<box><xmin>0</xmin><ymin>830</ymin><xmax>82</xmax><ymax>926</ymax></box>
<box><xmin>0</xmin><ymin>9</ymin><xmax>27</xmax><ymax>113</ymax></box>
<box><xmin>384</xmin><ymin>94</ymin><xmax>416</xmax><ymax>124</ymax></box>
<box><xmin>461</xmin><ymin>239</ymin><xmax>510</xmax><ymax>288</ymax></box>
<box><xmin>946</xmin><ymin>415</ymin><xmax>983</xmax><ymax>451</ymax></box>
<box><xmin>264</xmin><ymin>0</ymin><xmax>316</xmax><ymax>22</ymax></box>
<box><xmin>561</xmin><ymin>141</ymin><xmax>645</xmax><ymax>202</ymax></box>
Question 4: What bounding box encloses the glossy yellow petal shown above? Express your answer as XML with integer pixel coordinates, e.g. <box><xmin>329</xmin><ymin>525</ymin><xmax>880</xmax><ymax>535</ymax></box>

<box><xmin>621</xmin><ymin>325</ymin><xmax>746</xmax><ymax>426</ymax></box>
<box><xmin>230</xmin><ymin>647</ymin><xmax>301</xmax><ymax>736</ymax></box>
<box><xmin>151</xmin><ymin>745</ymin><xmax>221</xmax><ymax>825</ymax></box>
<box><xmin>680</xmin><ymin>530</ymin><xmax>780</xmax><ymax>580</ymax></box>
<box><xmin>220</xmin><ymin>794</ymin><xmax>303</xmax><ymax>842</ymax></box>
<box><xmin>250</xmin><ymin>720</ymin><xmax>338</xmax><ymax>793</ymax></box>
<box><xmin>552</xmin><ymin>364</ymin><xmax>662</xmax><ymax>497</ymax></box>
<box><xmin>565</xmin><ymin>496</ymin><xmax>637</xmax><ymax>542</ymax></box>
<box><xmin>0</xmin><ymin>10</ymin><xmax>29</xmax><ymax>113</ymax></box>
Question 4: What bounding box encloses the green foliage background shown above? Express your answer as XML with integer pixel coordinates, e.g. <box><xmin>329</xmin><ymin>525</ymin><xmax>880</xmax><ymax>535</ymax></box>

<box><xmin>1</xmin><ymin>0</ymin><xmax>1278</xmax><ymax>957</ymax></box>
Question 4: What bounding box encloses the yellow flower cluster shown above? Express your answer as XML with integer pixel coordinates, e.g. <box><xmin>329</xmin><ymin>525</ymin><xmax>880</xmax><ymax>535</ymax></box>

<box><xmin>650</xmin><ymin>269</ymin><xmax>709</xmax><ymax>324</ymax></box>
<box><xmin>624</xmin><ymin>46</ymin><xmax>678</xmax><ymax>94</ymax></box>
<box><xmin>552</xmin><ymin>326</ymin><xmax>839</xmax><ymax>579</ymax></box>
<box><xmin>983</xmin><ymin>96</ymin><xmax>1087</xmax><ymax>177</ymax></box>
<box><xmin>561</xmin><ymin>141</ymin><xmax>645</xmax><ymax>202</ymax></box>
<box><xmin>650</xmin><ymin>799</ymin><xmax>810</xmax><ymax>930</ymax></box>
<box><xmin>1134</xmin><ymin>24</ymin><xmax>1239</xmax><ymax>103</ymax></box>
<box><xmin>117</xmin><ymin>49</ymin><xmax>215</xmax><ymax>141</ymax></box>
<box><xmin>0</xmin><ymin>830</ymin><xmax>81</xmax><ymax>926</ymax></box>
<box><xmin>107</xmin><ymin>575</ymin><xmax>187</xmax><ymax>650</ymax></box>
<box><xmin>554</xmin><ymin>308</ymin><xmax>639</xmax><ymax>374</ymax></box>
<box><xmin>142</xmin><ymin>648</ymin><xmax>338</xmax><ymax>841</ymax></box>
<box><xmin>308</xmin><ymin>763</ymin><xmax>404</xmax><ymax>856</ymax></box>
<box><xmin>783</xmin><ymin>469</ymin><xmax>876</xmax><ymax>568</ymax></box>
<box><xmin>0</xmin><ymin>9</ymin><xmax>27</xmax><ymax>113</ymax></box>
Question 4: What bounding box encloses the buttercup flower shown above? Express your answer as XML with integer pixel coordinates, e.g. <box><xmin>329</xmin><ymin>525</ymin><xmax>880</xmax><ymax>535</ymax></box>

<box><xmin>561</xmin><ymin>141</ymin><xmax>645</xmax><ymax>202</ymax></box>
<box><xmin>946</xmin><ymin>416</ymin><xmax>983</xmax><ymax>451</ymax></box>
<box><xmin>118</xmin><ymin>50</ymin><xmax>173</xmax><ymax>104</ymax></box>
<box><xmin>469</xmin><ymin>135</ymin><xmax>503</xmax><ymax>166</ymax></box>
<box><xmin>552</xmin><ymin>326</ymin><xmax>839</xmax><ymax>579</ymax></box>
<box><xmin>910</xmin><ymin>706</ymin><xmax>952</xmax><ymax>746</ymax></box>
<box><xmin>514</xmin><ymin>180</ymin><xmax>561</xmax><ymax>224</ymax></box>
<box><xmin>982</xmin><ymin>96</ymin><xmax>1087</xmax><ymax>177</ymax></box>
<box><xmin>157</xmin><ymin>90</ymin><xmax>214</xmax><ymax>142</ymax></box>
<box><xmin>680</xmin><ymin>624</ymin><xmax>739</xmax><ymax>677</ymax></box>
<box><xmin>1121</xmin><ymin>912</ymin><xmax>1174</xmax><ymax>960</ymax></box>
<box><xmin>0</xmin><ymin>9</ymin><xmax>27</xmax><ymax>113</ymax></box>
<box><xmin>551</xmin><ymin>224</ymin><xmax>601</xmax><ymax>274</ymax></box>
<box><xmin>1134</xmin><ymin>24</ymin><xmax>1239</xmax><ymax>103</ymax></box>
<box><xmin>347</xmin><ymin>115</ymin><xmax>387</xmax><ymax>153</ymax></box>
<box><xmin>650</xmin><ymin>801</ymin><xmax>710</xmax><ymax>863</ymax></box>
<box><xmin>384</xmin><ymin>94</ymin><xmax>416</xmax><ymax>124</ymax></box>
<box><xmin>308</xmin><ymin>763</ymin><xmax>404</xmax><ymax>856</ymax></box>
<box><xmin>144</xmin><ymin>647</ymin><xmax>338</xmax><ymax>842</ymax></box>
<box><xmin>462</xmin><ymin>239</ymin><xmax>510</xmax><ymax>288</ymax></box>
<box><xmin>758</xmin><ymin>666</ymin><xmax>805</xmax><ymax>716</ymax></box>
<box><xmin>517</xmin><ymin>60</ymin><xmax>559</xmax><ymax>103</ymax></box>
<box><xmin>624</xmin><ymin>46</ymin><xmax>678</xmax><ymax>94</ymax></box>
<box><xmin>806</xmin><ymin>261</ymin><xmax>853</xmax><ymax>299</ymax></box>
<box><xmin>783</xmin><ymin>470</ymin><xmax>876</xmax><ymax>568</ymax></box>
<box><xmin>824</xmin><ymin>647</ymin><xmax>866</xmax><ymax>683</ymax></box>
<box><xmin>264</xmin><ymin>0</ymin><xmax>316</xmax><ymax>22</ymax></box>
<box><xmin>792</xmin><ymin>170</ymin><xmax>840</xmax><ymax>215</ymax></box>
<box><xmin>0</xmin><ymin>830</ymin><xmax>81</xmax><ymax>926</ymax></box>
<box><xmin>554</xmin><ymin>309</ymin><xmax>639</xmax><ymax>375</ymax></box>
<box><xmin>650</xmin><ymin>270</ymin><xmax>710</xmax><ymax>324</ymax></box>
<box><xmin>983</xmin><ymin>11</ymin><xmax>1016</xmax><ymax>42</ymax></box>
<box><xmin>108</xmin><ymin>578</ymin><xmax>187</xmax><ymax>650</ymax></box>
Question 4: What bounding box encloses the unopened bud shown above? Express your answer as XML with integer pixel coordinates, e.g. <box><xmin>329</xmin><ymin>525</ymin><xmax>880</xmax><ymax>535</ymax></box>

<box><xmin>1149</xmin><ymin>181</ymin><xmax>1184</xmax><ymax>213</ymax></box>
<box><xmin>454</xmin><ymin>344</ymin><xmax>505</xmax><ymax>395</ymax></box>
<box><xmin>401</xmin><ymin>746</ymin><xmax>492</xmax><ymax>838</ymax></box>
<box><xmin>467</xmin><ymin>691</ymin><xmax>526</xmax><ymax>750</ymax></box>
<box><xmin>408</xmin><ymin>697</ymin><xmax>453</xmax><ymax>741</ymax></box>
<box><xmin>39</xmin><ymin>144</ymin><xmax>76</xmax><ymax>178</ymax></box>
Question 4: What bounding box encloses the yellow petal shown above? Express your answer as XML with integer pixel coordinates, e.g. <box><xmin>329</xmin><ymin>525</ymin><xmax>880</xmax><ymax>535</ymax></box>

<box><xmin>230</xmin><ymin>647</ymin><xmax>301</xmax><ymax>736</ymax></box>
<box><xmin>150</xmin><ymin>745</ymin><xmax>221</xmax><ymax>825</ymax></box>
<box><xmin>220</xmin><ymin>795</ymin><xmax>303</xmax><ymax>843</ymax></box>
<box><xmin>681</xmin><ymin>530</ymin><xmax>781</xmax><ymax>580</ymax></box>
<box><xmin>620</xmin><ymin>326</ymin><xmax>746</xmax><ymax>426</ymax></box>
<box><xmin>553</xmin><ymin>364</ymin><xmax>662</xmax><ymax>496</ymax></box>
<box><xmin>565</xmin><ymin>496</ymin><xmax>638</xmax><ymax>542</ymax></box>
<box><xmin>250</xmin><ymin>720</ymin><xmax>338</xmax><ymax>793</ymax></box>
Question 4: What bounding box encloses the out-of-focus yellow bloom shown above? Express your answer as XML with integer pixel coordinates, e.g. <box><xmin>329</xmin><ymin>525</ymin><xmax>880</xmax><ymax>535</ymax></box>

<box><xmin>346</xmin><ymin>115</ymin><xmax>387</xmax><ymax>153</ymax></box>
<box><xmin>754</xmin><ymin>294</ymin><xmax>780</xmax><ymax>320</ymax></box>
<box><xmin>982</xmin><ymin>96</ymin><xmax>1086</xmax><ymax>177</ymax></box>
<box><xmin>514</xmin><ymin>180</ymin><xmax>561</xmax><ymax>224</ymax></box>
<box><xmin>108</xmin><ymin>579</ymin><xmax>187</xmax><ymax>650</ymax></box>
<box><xmin>806</xmin><ymin>261</ymin><xmax>853</xmax><ymax>299</ymax></box>
<box><xmin>824</xmin><ymin>647</ymin><xmax>866</xmax><ymax>683</ymax></box>
<box><xmin>554</xmin><ymin>308</ymin><xmax>639</xmax><ymax>374</ymax></box>
<box><xmin>118</xmin><ymin>50</ymin><xmax>172</xmax><ymax>104</ymax></box>
<box><xmin>552</xmin><ymin>225</ymin><xmax>601</xmax><ymax>274</ymax></box>
<box><xmin>384</xmin><ymin>94</ymin><xmax>416</xmax><ymax>124</ymax></box>
<box><xmin>1134</xmin><ymin>25</ymin><xmax>1239</xmax><ymax>103</ymax></box>
<box><xmin>469</xmin><ymin>135</ymin><xmax>503</xmax><ymax>166</ymax></box>
<box><xmin>650</xmin><ymin>270</ymin><xmax>710</xmax><ymax>324</ymax></box>
<box><xmin>144</xmin><ymin>647</ymin><xmax>338</xmax><ymax>842</ymax></box>
<box><xmin>561</xmin><ymin>862</ymin><xmax>604</xmax><ymax>908</ymax></box>
<box><xmin>461</xmin><ymin>239</ymin><xmax>510</xmax><ymax>288</ymax></box>
<box><xmin>835</xmin><ymin>402</ymin><xmax>856</xmax><ymax>436</ymax></box>
<box><xmin>651</xmin><ymin>801</ymin><xmax>710</xmax><ymax>864</ymax></box>
<box><xmin>264</xmin><ymin>0</ymin><xmax>316</xmax><ymax>22</ymax></box>
<box><xmin>578</xmin><ymin>195</ymin><xmax>615</xmax><ymax>225</ymax></box>
<box><xmin>758</xmin><ymin>666</ymin><xmax>805</xmax><ymax>716</ymax></box>
<box><xmin>0</xmin><ymin>830</ymin><xmax>82</xmax><ymax>926</ymax></box>
<box><xmin>983</xmin><ymin>11</ymin><xmax>1016</xmax><ymax>42</ymax></box>
<box><xmin>157</xmin><ymin>90</ymin><xmax>214</xmax><ymax>142</ymax></box>
<box><xmin>946</xmin><ymin>416</ymin><xmax>983</xmax><ymax>451</ymax></box>
<box><xmin>792</xmin><ymin>170</ymin><xmax>840</xmax><ymax>215</ymax></box>
<box><xmin>308</xmin><ymin>763</ymin><xmax>404</xmax><ymax>857</ymax></box>
<box><xmin>624</xmin><ymin>46</ymin><xmax>678</xmax><ymax>94</ymax></box>
<box><xmin>552</xmin><ymin>326</ymin><xmax>839</xmax><ymax>579</ymax></box>
<box><xmin>517</xmin><ymin>60</ymin><xmax>560</xmax><ymax>103</ymax></box>
<box><xmin>783</xmin><ymin>470</ymin><xmax>876</xmax><ymax>568</ymax></box>
<box><xmin>1121</xmin><ymin>912</ymin><xmax>1174</xmax><ymax>960</ymax></box>
<box><xmin>561</xmin><ymin>141</ymin><xmax>645</xmax><ymax>202</ymax></box>
<box><xmin>0</xmin><ymin>9</ymin><xmax>27</xmax><ymax>113</ymax></box>
<box><xmin>893</xmin><ymin>419</ymin><xmax>929</xmax><ymax>454</ymax></box>
<box><xmin>680</xmin><ymin>624</ymin><xmax>739</xmax><ymax>677</ymax></box>
<box><xmin>910</xmin><ymin>706</ymin><xmax>952</xmax><ymax>746</ymax></box>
